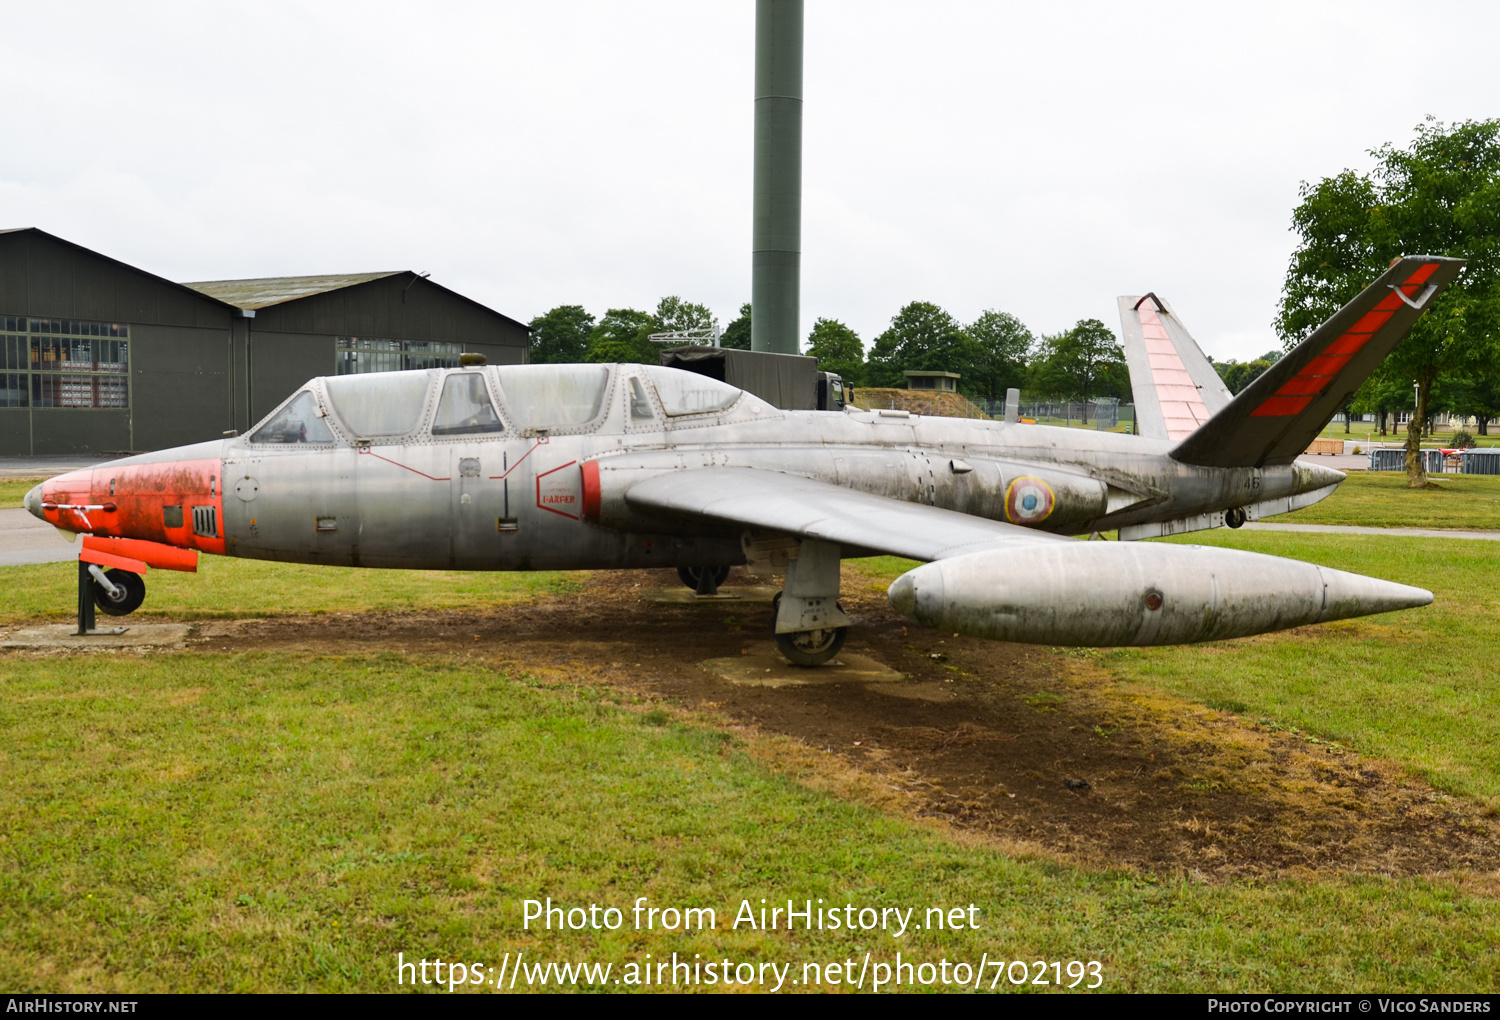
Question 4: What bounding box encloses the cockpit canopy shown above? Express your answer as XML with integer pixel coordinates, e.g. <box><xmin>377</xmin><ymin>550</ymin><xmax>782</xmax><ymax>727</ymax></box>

<box><xmin>248</xmin><ymin>362</ymin><xmax>755</xmax><ymax>445</ymax></box>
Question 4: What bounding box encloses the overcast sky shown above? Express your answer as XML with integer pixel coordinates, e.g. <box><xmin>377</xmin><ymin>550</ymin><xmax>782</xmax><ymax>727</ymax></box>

<box><xmin>2</xmin><ymin>1</ymin><xmax>1496</xmax><ymax>361</ymax></box>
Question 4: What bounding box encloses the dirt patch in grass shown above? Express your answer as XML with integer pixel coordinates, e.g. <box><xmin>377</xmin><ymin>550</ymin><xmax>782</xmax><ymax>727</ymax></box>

<box><xmin>115</xmin><ymin>567</ymin><xmax>1500</xmax><ymax>881</ymax></box>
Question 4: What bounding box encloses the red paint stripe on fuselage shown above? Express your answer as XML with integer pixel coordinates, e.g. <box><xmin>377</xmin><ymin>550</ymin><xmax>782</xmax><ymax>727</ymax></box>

<box><xmin>581</xmin><ymin>460</ymin><xmax>601</xmax><ymax>523</ymax></box>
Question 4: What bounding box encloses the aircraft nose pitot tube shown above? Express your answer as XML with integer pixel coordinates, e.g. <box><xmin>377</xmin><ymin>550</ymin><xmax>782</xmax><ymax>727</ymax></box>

<box><xmin>887</xmin><ymin>542</ymin><xmax>1432</xmax><ymax>647</ymax></box>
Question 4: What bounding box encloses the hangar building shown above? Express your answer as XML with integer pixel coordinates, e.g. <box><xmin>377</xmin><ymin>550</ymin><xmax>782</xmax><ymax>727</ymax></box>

<box><xmin>0</xmin><ymin>228</ymin><xmax>529</xmax><ymax>456</ymax></box>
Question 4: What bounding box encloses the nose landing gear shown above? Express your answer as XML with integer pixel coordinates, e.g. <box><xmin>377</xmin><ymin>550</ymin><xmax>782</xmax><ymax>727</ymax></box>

<box><xmin>90</xmin><ymin>566</ymin><xmax>146</xmax><ymax>616</ymax></box>
<box><xmin>76</xmin><ymin>560</ymin><xmax>146</xmax><ymax>636</ymax></box>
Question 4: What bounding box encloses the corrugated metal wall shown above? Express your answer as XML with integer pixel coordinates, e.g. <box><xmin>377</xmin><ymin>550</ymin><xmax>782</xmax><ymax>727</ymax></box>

<box><xmin>0</xmin><ymin>231</ymin><xmax>530</xmax><ymax>455</ymax></box>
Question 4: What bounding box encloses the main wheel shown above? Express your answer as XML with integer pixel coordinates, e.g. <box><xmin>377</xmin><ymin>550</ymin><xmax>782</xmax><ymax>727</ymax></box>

<box><xmin>1225</xmin><ymin>507</ymin><xmax>1247</xmax><ymax>529</ymax></box>
<box><xmin>770</xmin><ymin>590</ymin><xmax>848</xmax><ymax>666</ymax></box>
<box><xmin>677</xmin><ymin>565</ymin><xmax>731</xmax><ymax>591</ymax></box>
<box><xmin>92</xmin><ymin>568</ymin><xmax>146</xmax><ymax>616</ymax></box>
<box><xmin>774</xmin><ymin>627</ymin><xmax>848</xmax><ymax>667</ymax></box>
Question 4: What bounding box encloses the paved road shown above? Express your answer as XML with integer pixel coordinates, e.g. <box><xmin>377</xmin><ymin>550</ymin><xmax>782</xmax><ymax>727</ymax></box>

<box><xmin>1296</xmin><ymin>453</ymin><xmax>1368</xmax><ymax>472</ymax></box>
<box><xmin>0</xmin><ymin>507</ymin><xmax>79</xmax><ymax>566</ymax></box>
<box><xmin>1242</xmin><ymin>521</ymin><xmax>1500</xmax><ymax>541</ymax></box>
<box><xmin>0</xmin><ymin>457</ymin><xmax>108</xmax><ymax>478</ymax></box>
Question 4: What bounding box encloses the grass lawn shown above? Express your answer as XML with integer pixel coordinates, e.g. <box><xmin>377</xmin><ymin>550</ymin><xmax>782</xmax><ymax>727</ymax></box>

<box><xmin>0</xmin><ymin>477</ymin><xmax>42</xmax><ymax>509</ymax></box>
<box><xmin>851</xmin><ymin>534</ymin><xmax>1500</xmax><ymax>805</ymax></box>
<box><xmin>1119</xmin><ymin>532</ymin><xmax>1500</xmax><ymax>804</ymax></box>
<box><xmin>1313</xmin><ymin>422</ymin><xmax>1500</xmax><ymax>447</ymax></box>
<box><xmin>2</xmin><ymin>513</ymin><xmax>1499</xmax><ymax>991</ymax></box>
<box><xmin>1</xmin><ymin>648</ymin><xmax>1497</xmax><ymax>993</ymax></box>
<box><xmin>1282</xmin><ymin>472</ymin><xmax>1500</xmax><ymax>530</ymax></box>
<box><xmin>0</xmin><ymin>556</ymin><xmax>580</xmax><ymax>624</ymax></box>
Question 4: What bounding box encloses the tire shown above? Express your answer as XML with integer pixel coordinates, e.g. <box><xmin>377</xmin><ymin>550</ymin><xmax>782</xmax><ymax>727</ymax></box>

<box><xmin>676</xmin><ymin>565</ymin><xmax>731</xmax><ymax>591</ymax></box>
<box><xmin>770</xmin><ymin>590</ymin><xmax>849</xmax><ymax>666</ymax></box>
<box><xmin>92</xmin><ymin>568</ymin><xmax>146</xmax><ymax>616</ymax></box>
<box><xmin>1225</xmin><ymin>507</ymin><xmax>1247</xmax><ymax>529</ymax></box>
<box><xmin>774</xmin><ymin>626</ymin><xmax>848</xmax><ymax>667</ymax></box>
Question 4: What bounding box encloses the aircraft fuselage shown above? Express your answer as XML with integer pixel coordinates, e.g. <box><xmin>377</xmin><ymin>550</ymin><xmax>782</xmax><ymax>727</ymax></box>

<box><xmin>30</xmin><ymin>364</ymin><xmax>1342</xmax><ymax>573</ymax></box>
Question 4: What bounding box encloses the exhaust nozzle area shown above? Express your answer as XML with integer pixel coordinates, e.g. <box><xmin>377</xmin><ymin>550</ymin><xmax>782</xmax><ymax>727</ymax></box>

<box><xmin>888</xmin><ymin>542</ymin><xmax>1431</xmax><ymax>647</ymax></box>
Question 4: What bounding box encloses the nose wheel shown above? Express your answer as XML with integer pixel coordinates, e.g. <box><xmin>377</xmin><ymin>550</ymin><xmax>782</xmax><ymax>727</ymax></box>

<box><xmin>91</xmin><ymin>568</ymin><xmax>146</xmax><ymax>616</ymax></box>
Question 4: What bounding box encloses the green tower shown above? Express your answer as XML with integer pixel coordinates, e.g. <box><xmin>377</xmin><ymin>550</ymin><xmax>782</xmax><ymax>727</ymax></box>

<box><xmin>751</xmin><ymin>0</ymin><xmax>802</xmax><ymax>355</ymax></box>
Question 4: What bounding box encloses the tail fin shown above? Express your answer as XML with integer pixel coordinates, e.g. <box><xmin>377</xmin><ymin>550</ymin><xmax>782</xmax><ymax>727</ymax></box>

<box><xmin>1169</xmin><ymin>256</ymin><xmax>1464</xmax><ymax>468</ymax></box>
<box><xmin>1118</xmin><ymin>293</ymin><xmax>1233</xmax><ymax>441</ymax></box>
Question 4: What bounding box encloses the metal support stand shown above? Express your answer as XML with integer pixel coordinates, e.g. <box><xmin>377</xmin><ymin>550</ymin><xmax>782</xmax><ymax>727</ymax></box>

<box><xmin>694</xmin><ymin>566</ymin><xmax>720</xmax><ymax>596</ymax></box>
<box><xmin>74</xmin><ymin>559</ymin><xmax>127</xmax><ymax>637</ymax></box>
<box><xmin>76</xmin><ymin>559</ymin><xmax>95</xmax><ymax>636</ymax></box>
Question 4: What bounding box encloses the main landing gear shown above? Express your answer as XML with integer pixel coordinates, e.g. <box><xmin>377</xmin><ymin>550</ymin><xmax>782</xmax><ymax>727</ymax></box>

<box><xmin>677</xmin><ymin>564</ymin><xmax>731</xmax><ymax>596</ymax></box>
<box><xmin>1225</xmin><ymin>507</ymin><xmax>1248</xmax><ymax>529</ymax></box>
<box><xmin>770</xmin><ymin>592</ymin><xmax>848</xmax><ymax>666</ymax></box>
<box><xmin>771</xmin><ymin>539</ymin><xmax>851</xmax><ymax>668</ymax></box>
<box><xmin>680</xmin><ymin>545</ymin><xmax>851</xmax><ymax>667</ymax></box>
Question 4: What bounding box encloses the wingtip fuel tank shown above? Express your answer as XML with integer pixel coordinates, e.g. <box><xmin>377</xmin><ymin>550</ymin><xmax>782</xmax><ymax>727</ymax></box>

<box><xmin>887</xmin><ymin>542</ymin><xmax>1432</xmax><ymax>647</ymax></box>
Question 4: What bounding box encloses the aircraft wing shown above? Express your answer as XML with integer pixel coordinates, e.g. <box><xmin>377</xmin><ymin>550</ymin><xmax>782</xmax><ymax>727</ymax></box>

<box><xmin>623</xmin><ymin>466</ymin><xmax>1063</xmax><ymax>562</ymax></box>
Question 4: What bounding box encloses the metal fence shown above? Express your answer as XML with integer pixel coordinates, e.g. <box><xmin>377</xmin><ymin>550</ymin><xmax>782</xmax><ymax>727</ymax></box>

<box><xmin>1369</xmin><ymin>448</ymin><xmax>1445</xmax><ymax>472</ymax></box>
<box><xmin>1462</xmin><ymin>449</ymin><xmax>1500</xmax><ymax>475</ymax></box>
<box><xmin>986</xmin><ymin>399</ymin><xmax>1128</xmax><ymax>429</ymax></box>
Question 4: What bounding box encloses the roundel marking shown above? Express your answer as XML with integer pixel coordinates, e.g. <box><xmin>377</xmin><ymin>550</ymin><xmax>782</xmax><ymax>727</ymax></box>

<box><xmin>1004</xmin><ymin>477</ymin><xmax>1055</xmax><ymax>524</ymax></box>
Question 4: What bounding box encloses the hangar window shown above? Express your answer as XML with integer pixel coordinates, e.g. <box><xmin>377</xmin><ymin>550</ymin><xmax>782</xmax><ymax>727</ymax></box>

<box><xmin>325</xmin><ymin>371</ymin><xmax>431</xmax><ymax>437</ymax></box>
<box><xmin>433</xmin><ymin>372</ymin><xmax>504</xmax><ymax>436</ymax></box>
<box><xmin>642</xmin><ymin>365</ymin><xmax>741</xmax><ymax>417</ymax></box>
<box><xmin>0</xmin><ymin>318</ymin><xmax>130</xmax><ymax>408</ymax></box>
<box><xmin>336</xmin><ymin>337</ymin><xmax>462</xmax><ymax>374</ymax></box>
<box><xmin>250</xmin><ymin>390</ymin><xmax>336</xmax><ymax>444</ymax></box>
<box><xmin>493</xmin><ymin>365</ymin><xmax>609</xmax><ymax>428</ymax></box>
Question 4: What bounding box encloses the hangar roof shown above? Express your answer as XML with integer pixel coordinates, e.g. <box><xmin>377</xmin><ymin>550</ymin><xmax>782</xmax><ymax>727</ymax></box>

<box><xmin>183</xmin><ymin>272</ymin><xmax>404</xmax><ymax>311</ymax></box>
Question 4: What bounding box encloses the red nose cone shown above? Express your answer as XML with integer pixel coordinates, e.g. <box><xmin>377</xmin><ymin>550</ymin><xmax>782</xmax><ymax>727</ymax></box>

<box><xmin>41</xmin><ymin>458</ymin><xmax>226</xmax><ymax>555</ymax></box>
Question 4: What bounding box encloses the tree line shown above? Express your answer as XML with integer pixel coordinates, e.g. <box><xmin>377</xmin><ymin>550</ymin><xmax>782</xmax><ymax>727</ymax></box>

<box><xmin>529</xmin><ymin>116</ymin><xmax>1500</xmax><ymax>484</ymax></box>
<box><xmin>529</xmin><ymin>293</ymin><xmax>1290</xmax><ymax>412</ymax></box>
<box><xmin>530</xmin><ymin>298</ymin><xmax>1138</xmax><ymax>410</ymax></box>
<box><xmin>1277</xmin><ymin>116</ymin><xmax>1500</xmax><ymax>483</ymax></box>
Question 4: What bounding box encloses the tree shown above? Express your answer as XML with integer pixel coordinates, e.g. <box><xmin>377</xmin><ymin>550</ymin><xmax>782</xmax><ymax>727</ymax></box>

<box><xmin>1027</xmin><ymin>319</ymin><xmax>1125</xmax><ymax>422</ymax></box>
<box><xmin>655</xmin><ymin>295</ymin><xmax>717</xmax><ymax>334</ymax></box>
<box><xmin>1351</xmin><ymin>364</ymin><xmax>1414</xmax><ymax>436</ymax></box>
<box><xmin>865</xmin><ymin>302</ymin><xmax>962</xmax><ymax>388</ymax></box>
<box><xmin>720</xmin><ymin>303</ymin><xmax>751</xmax><ymax>350</ymax></box>
<box><xmin>1213</xmin><ymin>358</ymin><xmax>1274</xmax><ymax>395</ymax></box>
<box><xmin>1277</xmin><ymin>118</ymin><xmax>1500</xmax><ymax>485</ymax></box>
<box><xmin>527</xmin><ymin>305</ymin><xmax>595</xmax><ymax>364</ymax></box>
<box><xmin>805</xmin><ymin>318</ymin><xmax>865</xmax><ymax>385</ymax></box>
<box><xmin>584</xmin><ymin>308</ymin><xmax>658</xmax><ymax>365</ymax></box>
<box><xmin>1444</xmin><ymin>363</ymin><xmax>1500</xmax><ymax>435</ymax></box>
<box><xmin>965</xmin><ymin>310</ymin><xmax>1033</xmax><ymax>407</ymax></box>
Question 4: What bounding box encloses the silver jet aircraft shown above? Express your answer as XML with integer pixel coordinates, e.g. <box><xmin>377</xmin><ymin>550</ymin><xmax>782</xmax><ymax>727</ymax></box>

<box><xmin>27</xmin><ymin>257</ymin><xmax>1459</xmax><ymax>664</ymax></box>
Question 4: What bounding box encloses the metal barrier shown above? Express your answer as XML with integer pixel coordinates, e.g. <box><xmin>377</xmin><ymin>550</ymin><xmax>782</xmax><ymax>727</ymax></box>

<box><xmin>1461</xmin><ymin>449</ymin><xmax>1500</xmax><ymax>475</ymax></box>
<box><xmin>1369</xmin><ymin>448</ymin><xmax>1444</xmax><ymax>472</ymax></box>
